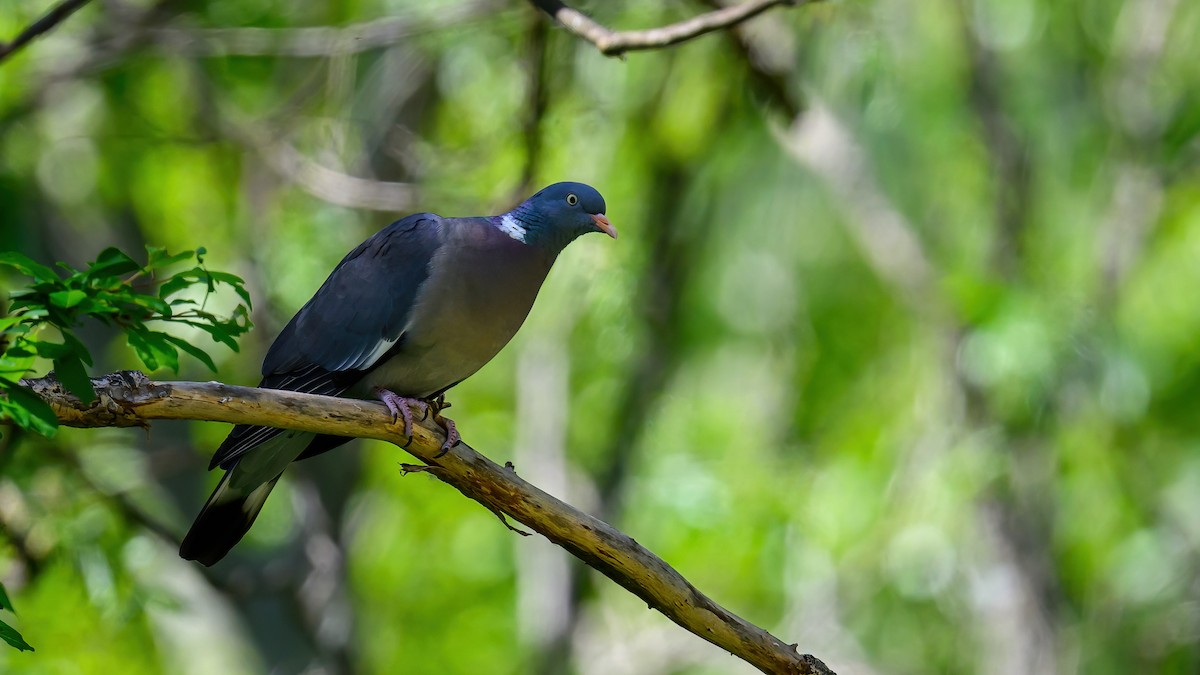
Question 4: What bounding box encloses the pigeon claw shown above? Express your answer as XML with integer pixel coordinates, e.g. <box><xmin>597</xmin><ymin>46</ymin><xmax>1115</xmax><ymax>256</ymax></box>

<box><xmin>374</xmin><ymin>388</ymin><xmax>460</xmax><ymax>454</ymax></box>
<box><xmin>432</xmin><ymin>412</ymin><xmax>461</xmax><ymax>458</ymax></box>
<box><xmin>374</xmin><ymin>388</ymin><xmax>430</xmax><ymax>443</ymax></box>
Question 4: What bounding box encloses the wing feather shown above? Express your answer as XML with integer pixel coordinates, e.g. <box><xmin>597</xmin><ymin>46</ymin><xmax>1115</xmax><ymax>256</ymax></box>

<box><xmin>209</xmin><ymin>213</ymin><xmax>444</xmax><ymax>470</ymax></box>
<box><xmin>263</xmin><ymin>213</ymin><xmax>443</xmax><ymax>376</ymax></box>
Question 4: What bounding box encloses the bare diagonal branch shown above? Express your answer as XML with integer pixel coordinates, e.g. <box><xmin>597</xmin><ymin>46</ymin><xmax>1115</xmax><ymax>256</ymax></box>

<box><xmin>259</xmin><ymin>140</ymin><xmax>419</xmax><ymax>212</ymax></box>
<box><xmin>21</xmin><ymin>370</ymin><xmax>835</xmax><ymax>675</ymax></box>
<box><xmin>528</xmin><ymin>0</ymin><xmax>807</xmax><ymax>56</ymax></box>
<box><xmin>0</xmin><ymin>0</ymin><xmax>93</xmax><ymax>64</ymax></box>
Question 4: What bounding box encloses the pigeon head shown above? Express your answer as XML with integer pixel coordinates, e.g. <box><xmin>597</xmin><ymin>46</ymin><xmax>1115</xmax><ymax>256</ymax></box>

<box><xmin>499</xmin><ymin>182</ymin><xmax>616</xmax><ymax>249</ymax></box>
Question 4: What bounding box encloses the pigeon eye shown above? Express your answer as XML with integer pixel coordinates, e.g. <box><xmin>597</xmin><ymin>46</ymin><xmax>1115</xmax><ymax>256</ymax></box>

<box><xmin>566</xmin><ymin>193</ymin><xmax>578</xmax><ymax>206</ymax></box>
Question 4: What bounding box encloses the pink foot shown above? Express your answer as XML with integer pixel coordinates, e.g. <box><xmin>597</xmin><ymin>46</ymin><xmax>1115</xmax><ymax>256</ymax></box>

<box><xmin>432</xmin><ymin>413</ymin><xmax>460</xmax><ymax>457</ymax></box>
<box><xmin>374</xmin><ymin>388</ymin><xmax>462</xmax><ymax>455</ymax></box>
<box><xmin>374</xmin><ymin>388</ymin><xmax>429</xmax><ymax>442</ymax></box>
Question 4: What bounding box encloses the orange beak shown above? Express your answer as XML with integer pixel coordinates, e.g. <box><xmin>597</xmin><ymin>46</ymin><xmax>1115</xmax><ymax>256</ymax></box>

<box><xmin>591</xmin><ymin>213</ymin><xmax>617</xmax><ymax>239</ymax></box>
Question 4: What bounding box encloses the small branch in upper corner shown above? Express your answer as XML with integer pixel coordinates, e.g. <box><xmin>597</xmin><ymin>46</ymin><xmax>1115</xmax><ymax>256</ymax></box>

<box><xmin>527</xmin><ymin>0</ymin><xmax>806</xmax><ymax>57</ymax></box>
<box><xmin>0</xmin><ymin>0</ymin><xmax>94</xmax><ymax>64</ymax></box>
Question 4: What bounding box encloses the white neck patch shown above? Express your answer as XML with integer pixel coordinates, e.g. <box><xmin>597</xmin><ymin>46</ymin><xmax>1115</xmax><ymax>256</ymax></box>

<box><xmin>497</xmin><ymin>214</ymin><xmax>527</xmax><ymax>243</ymax></box>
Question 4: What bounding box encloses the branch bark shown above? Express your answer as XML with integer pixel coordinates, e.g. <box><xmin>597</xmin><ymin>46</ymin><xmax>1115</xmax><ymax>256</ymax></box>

<box><xmin>528</xmin><ymin>0</ymin><xmax>806</xmax><ymax>57</ymax></box>
<box><xmin>20</xmin><ymin>370</ymin><xmax>834</xmax><ymax>675</ymax></box>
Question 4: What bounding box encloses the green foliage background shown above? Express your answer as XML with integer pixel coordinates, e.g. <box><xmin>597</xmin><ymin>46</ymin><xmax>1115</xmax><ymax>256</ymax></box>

<box><xmin>2</xmin><ymin>0</ymin><xmax>1199</xmax><ymax>673</ymax></box>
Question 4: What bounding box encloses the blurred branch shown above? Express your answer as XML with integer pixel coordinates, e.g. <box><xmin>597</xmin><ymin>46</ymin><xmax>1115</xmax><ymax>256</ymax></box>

<box><xmin>702</xmin><ymin>0</ymin><xmax>805</xmax><ymax>116</ymax></box>
<box><xmin>257</xmin><ymin>140</ymin><xmax>419</xmax><ymax>212</ymax></box>
<box><xmin>951</xmin><ymin>8</ymin><xmax>1065</xmax><ymax>671</ymax></box>
<box><xmin>0</xmin><ymin>481</ymin><xmax>42</xmax><ymax>577</ymax></box>
<box><xmin>537</xmin><ymin>167</ymin><xmax>699</xmax><ymax>673</ymax></box>
<box><xmin>704</xmin><ymin>1</ymin><xmax>939</xmax><ymax>305</ymax></box>
<box><xmin>776</xmin><ymin>103</ymin><xmax>937</xmax><ymax>306</ymax></box>
<box><xmin>174</xmin><ymin>54</ymin><xmax>421</xmax><ymax>213</ymax></box>
<box><xmin>45</xmin><ymin>445</ymin><xmax>182</xmax><ymax>545</ymax></box>
<box><xmin>290</xmin><ymin>478</ymin><xmax>357</xmax><ymax>675</ymax></box>
<box><xmin>529</xmin><ymin>0</ymin><xmax>809</xmax><ymax>57</ymax></box>
<box><xmin>41</xmin><ymin>442</ymin><xmax>353</xmax><ymax>667</ymax></box>
<box><xmin>518</xmin><ymin>11</ymin><xmax>549</xmax><ymax>193</ymax></box>
<box><xmin>147</xmin><ymin>2</ymin><xmax>500</xmax><ymax>57</ymax></box>
<box><xmin>712</xmin><ymin>1</ymin><xmax>938</xmax><ymax>309</ymax></box>
<box><xmin>0</xmin><ymin>0</ymin><xmax>179</xmax><ymax>133</ymax></box>
<box><xmin>0</xmin><ymin>0</ymin><xmax>93</xmax><ymax>64</ymax></box>
<box><xmin>956</xmin><ymin>2</ymin><xmax>1032</xmax><ymax>276</ymax></box>
<box><xmin>21</xmin><ymin>370</ymin><xmax>835</xmax><ymax>675</ymax></box>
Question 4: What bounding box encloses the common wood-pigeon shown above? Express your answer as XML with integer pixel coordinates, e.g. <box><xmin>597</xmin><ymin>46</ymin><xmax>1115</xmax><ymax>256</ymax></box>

<box><xmin>180</xmin><ymin>182</ymin><xmax>615</xmax><ymax>565</ymax></box>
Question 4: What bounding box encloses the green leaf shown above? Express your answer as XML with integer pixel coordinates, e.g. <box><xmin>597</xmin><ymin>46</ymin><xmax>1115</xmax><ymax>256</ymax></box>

<box><xmin>207</xmin><ymin>271</ymin><xmax>244</xmax><ymax>285</ymax></box>
<box><xmin>61</xmin><ymin>331</ymin><xmax>94</xmax><ymax>367</ymax></box>
<box><xmin>30</xmin><ymin>340</ymin><xmax>70</xmax><ymax>360</ymax></box>
<box><xmin>126</xmin><ymin>331</ymin><xmax>159</xmax><ymax>371</ymax></box>
<box><xmin>158</xmin><ymin>271</ymin><xmax>201</xmax><ymax>299</ymax></box>
<box><xmin>92</xmin><ymin>276</ymin><xmax>125</xmax><ymax>292</ymax></box>
<box><xmin>183</xmin><ymin>321</ymin><xmax>240</xmax><ymax>352</ymax></box>
<box><xmin>162</xmin><ymin>334</ymin><xmax>217</xmax><ymax>372</ymax></box>
<box><xmin>0</xmin><ymin>343</ymin><xmax>37</xmax><ymax>383</ymax></box>
<box><xmin>0</xmin><ymin>618</ymin><xmax>34</xmax><ymax>652</ymax></box>
<box><xmin>48</xmin><ymin>289</ymin><xmax>87</xmax><ymax>309</ymax></box>
<box><xmin>85</xmin><ymin>247</ymin><xmax>142</xmax><ymax>280</ymax></box>
<box><xmin>73</xmin><ymin>293</ymin><xmax>120</xmax><ymax>319</ymax></box>
<box><xmin>127</xmin><ymin>294</ymin><xmax>173</xmax><ymax>317</ymax></box>
<box><xmin>0</xmin><ymin>252</ymin><xmax>59</xmax><ymax>284</ymax></box>
<box><xmin>0</xmin><ymin>585</ymin><xmax>34</xmax><ymax>650</ymax></box>
<box><xmin>0</xmin><ymin>317</ymin><xmax>25</xmax><ymax>332</ymax></box>
<box><xmin>145</xmin><ymin>247</ymin><xmax>195</xmax><ymax>271</ymax></box>
<box><xmin>0</xmin><ymin>380</ymin><xmax>59</xmax><ymax>437</ymax></box>
<box><xmin>4</xmin><ymin>245</ymin><xmax>248</xmax><ymax>386</ymax></box>
<box><xmin>0</xmin><ymin>582</ymin><xmax>15</xmax><ymax>612</ymax></box>
<box><xmin>127</xmin><ymin>330</ymin><xmax>179</xmax><ymax>373</ymax></box>
<box><xmin>207</xmin><ymin>271</ymin><xmax>253</xmax><ymax>309</ymax></box>
<box><xmin>53</xmin><ymin>353</ymin><xmax>95</xmax><ymax>404</ymax></box>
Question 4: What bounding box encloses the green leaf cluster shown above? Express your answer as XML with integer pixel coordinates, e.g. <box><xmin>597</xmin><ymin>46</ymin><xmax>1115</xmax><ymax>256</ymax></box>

<box><xmin>0</xmin><ymin>246</ymin><xmax>252</xmax><ymax>439</ymax></box>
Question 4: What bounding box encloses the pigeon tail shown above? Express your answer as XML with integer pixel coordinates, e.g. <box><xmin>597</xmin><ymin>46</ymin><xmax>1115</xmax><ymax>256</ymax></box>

<box><xmin>180</xmin><ymin>471</ymin><xmax>281</xmax><ymax>566</ymax></box>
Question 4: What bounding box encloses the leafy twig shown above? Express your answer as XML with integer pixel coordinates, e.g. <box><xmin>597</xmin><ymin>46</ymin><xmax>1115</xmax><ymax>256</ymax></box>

<box><xmin>0</xmin><ymin>246</ymin><xmax>251</xmax><ymax>438</ymax></box>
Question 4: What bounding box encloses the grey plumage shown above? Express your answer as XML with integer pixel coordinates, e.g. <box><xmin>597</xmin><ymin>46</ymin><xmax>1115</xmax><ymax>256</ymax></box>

<box><xmin>180</xmin><ymin>182</ymin><xmax>613</xmax><ymax>566</ymax></box>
